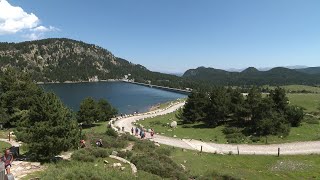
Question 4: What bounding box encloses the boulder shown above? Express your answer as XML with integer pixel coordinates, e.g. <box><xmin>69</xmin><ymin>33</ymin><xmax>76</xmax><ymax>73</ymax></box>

<box><xmin>112</xmin><ymin>163</ymin><xmax>122</xmax><ymax>167</ymax></box>
<box><xmin>111</xmin><ymin>151</ymin><xmax>118</xmax><ymax>156</ymax></box>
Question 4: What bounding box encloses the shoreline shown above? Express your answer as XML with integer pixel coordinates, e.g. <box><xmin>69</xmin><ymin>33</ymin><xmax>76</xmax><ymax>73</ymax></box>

<box><xmin>36</xmin><ymin>79</ymin><xmax>122</xmax><ymax>85</ymax></box>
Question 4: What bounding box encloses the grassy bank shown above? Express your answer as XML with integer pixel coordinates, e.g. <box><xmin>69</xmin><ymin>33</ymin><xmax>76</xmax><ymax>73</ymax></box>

<box><xmin>169</xmin><ymin>146</ymin><xmax>320</xmax><ymax>180</ymax></box>
<box><xmin>288</xmin><ymin>93</ymin><xmax>320</xmax><ymax>113</ymax></box>
<box><xmin>139</xmin><ymin>110</ymin><xmax>320</xmax><ymax>144</ymax></box>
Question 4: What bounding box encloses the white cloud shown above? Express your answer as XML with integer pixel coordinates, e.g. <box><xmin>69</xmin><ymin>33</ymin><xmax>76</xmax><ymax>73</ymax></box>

<box><xmin>0</xmin><ymin>0</ymin><xmax>59</xmax><ymax>39</ymax></box>
<box><xmin>31</xmin><ymin>25</ymin><xmax>60</xmax><ymax>33</ymax></box>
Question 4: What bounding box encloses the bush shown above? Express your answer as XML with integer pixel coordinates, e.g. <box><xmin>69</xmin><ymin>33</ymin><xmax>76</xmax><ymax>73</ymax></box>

<box><xmin>250</xmin><ymin>136</ymin><xmax>260</xmax><ymax>143</ymax></box>
<box><xmin>71</xmin><ymin>149</ymin><xmax>95</xmax><ymax>162</ymax></box>
<box><xmin>37</xmin><ymin>161</ymin><xmax>139</xmax><ymax>180</ymax></box>
<box><xmin>89</xmin><ymin>134</ymin><xmax>127</xmax><ymax>149</ymax></box>
<box><xmin>119</xmin><ymin>133</ymin><xmax>137</xmax><ymax>142</ymax></box>
<box><xmin>117</xmin><ymin>151</ymin><xmax>133</xmax><ymax>160</ymax></box>
<box><xmin>224</xmin><ymin>127</ymin><xmax>246</xmax><ymax>144</ymax></box>
<box><xmin>131</xmin><ymin>152</ymin><xmax>187</xmax><ymax>179</ymax></box>
<box><xmin>133</xmin><ymin>140</ymin><xmax>156</xmax><ymax>152</ymax></box>
<box><xmin>106</xmin><ymin>128</ymin><xmax>118</xmax><ymax>137</ymax></box>
<box><xmin>155</xmin><ymin>148</ymin><xmax>172</xmax><ymax>156</ymax></box>
<box><xmin>90</xmin><ymin>148</ymin><xmax>111</xmax><ymax>158</ymax></box>
<box><xmin>71</xmin><ymin>148</ymin><xmax>111</xmax><ymax>162</ymax></box>
<box><xmin>223</xmin><ymin>127</ymin><xmax>241</xmax><ymax>135</ymax></box>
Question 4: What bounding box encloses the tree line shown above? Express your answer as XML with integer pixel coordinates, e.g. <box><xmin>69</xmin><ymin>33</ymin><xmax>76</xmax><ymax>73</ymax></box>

<box><xmin>179</xmin><ymin>87</ymin><xmax>304</xmax><ymax>142</ymax></box>
<box><xmin>0</xmin><ymin>69</ymin><xmax>117</xmax><ymax>160</ymax></box>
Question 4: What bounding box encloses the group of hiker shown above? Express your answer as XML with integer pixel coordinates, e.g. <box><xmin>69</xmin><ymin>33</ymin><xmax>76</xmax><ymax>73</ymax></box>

<box><xmin>131</xmin><ymin>127</ymin><xmax>155</xmax><ymax>139</ymax></box>
<box><xmin>79</xmin><ymin>138</ymin><xmax>103</xmax><ymax>148</ymax></box>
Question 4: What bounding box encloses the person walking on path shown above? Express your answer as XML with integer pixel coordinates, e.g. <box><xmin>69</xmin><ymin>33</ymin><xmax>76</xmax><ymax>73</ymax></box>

<box><xmin>131</xmin><ymin>127</ymin><xmax>134</xmax><ymax>135</ymax></box>
<box><xmin>0</xmin><ymin>149</ymin><xmax>14</xmax><ymax>174</ymax></box>
<box><xmin>135</xmin><ymin>127</ymin><xmax>139</xmax><ymax>136</ymax></box>
<box><xmin>150</xmin><ymin>129</ymin><xmax>155</xmax><ymax>138</ymax></box>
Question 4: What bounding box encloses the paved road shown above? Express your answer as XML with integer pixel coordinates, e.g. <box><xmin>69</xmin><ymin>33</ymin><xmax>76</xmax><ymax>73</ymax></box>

<box><xmin>114</xmin><ymin>102</ymin><xmax>320</xmax><ymax>155</ymax></box>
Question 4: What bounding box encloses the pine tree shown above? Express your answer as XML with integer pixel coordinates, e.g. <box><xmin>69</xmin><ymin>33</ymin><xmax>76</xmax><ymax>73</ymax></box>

<box><xmin>77</xmin><ymin>97</ymin><xmax>98</xmax><ymax>125</ymax></box>
<box><xmin>97</xmin><ymin>99</ymin><xmax>117</xmax><ymax>122</ymax></box>
<box><xmin>16</xmin><ymin>92</ymin><xmax>79</xmax><ymax>160</ymax></box>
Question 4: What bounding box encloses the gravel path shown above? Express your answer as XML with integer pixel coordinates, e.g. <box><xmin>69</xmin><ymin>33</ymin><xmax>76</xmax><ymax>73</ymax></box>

<box><xmin>114</xmin><ymin>102</ymin><xmax>320</xmax><ymax>155</ymax></box>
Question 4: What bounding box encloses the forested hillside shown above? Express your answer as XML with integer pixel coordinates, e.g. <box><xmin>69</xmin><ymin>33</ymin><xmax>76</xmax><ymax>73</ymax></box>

<box><xmin>1</xmin><ymin>38</ymin><xmax>319</xmax><ymax>88</ymax></box>
<box><xmin>0</xmin><ymin>38</ymin><xmax>192</xmax><ymax>89</ymax></box>
<box><xmin>183</xmin><ymin>66</ymin><xmax>320</xmax><ymax>86</ymax></box>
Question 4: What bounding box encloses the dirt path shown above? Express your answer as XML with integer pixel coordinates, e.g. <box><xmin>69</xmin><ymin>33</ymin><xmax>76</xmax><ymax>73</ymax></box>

<box><xmin>114</xmin><ymin>102</ymin><xmax>320</xmax><ymax>155</ymax></box>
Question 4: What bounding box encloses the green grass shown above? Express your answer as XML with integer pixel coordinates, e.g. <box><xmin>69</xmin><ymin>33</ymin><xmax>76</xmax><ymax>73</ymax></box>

<box><xmin>281</xmin><ymin>85</ymin><xmax>320</xmax><ymax>93</ymax></box>
<box><xmin>288</xmin><ymin>93</ymin><xmax>320</xmax><ymax>112</ymax></box>
<box><xmin>0</xmin><ymin>141</ymin><xmax>11</xmax><ymax>151</ymax></box>
<box><xmin>140</xmin><ymin>111</ymin><xmax>320</xmax><ymax>144</ymax></box>
<box><xmin>83</xmin><ymin>122</ymin><xmax>108</xmax><ymax>134</ymax></box>
<box><xmin>169</xmin><ymin>147</ymin><xmax>320</xmax><ymax>180</ymax></box>
<box><xmin>23</xmin><ymin>157</ymin><xmax>143</xmax><ymax>180</ymax></box>
<box><xmin>139</xmin><ymin>112</ymin><xmax>227</xmax><ymax>143</ymax></box>
<box><xmin>0</xmin><ymin>129</ymin><xmax>11</xmax><ymax>139</ymax></box>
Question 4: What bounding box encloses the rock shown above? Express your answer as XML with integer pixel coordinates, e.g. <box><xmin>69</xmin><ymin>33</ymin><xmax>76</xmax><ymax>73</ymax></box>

<box><xmin>112</xmin><ymin>163</ymin><xmax>122</xmax><ymax>167</ymax></box>
<box><xmin>170</xmin><ymin>121</ymin><xmax>177</xmax><ymax>128</ymax></box>
<box><xmin>183</xmin><ymin>160</ymin><xmax>187</xmax><ymax>164</ymax></box>
<box><xmin>104</xmin><ymin>160</ymin><xmax>109</xmax><ymax>164</ymax></box>
<box><xmin>94</xmin><ymin>164</ymin><xmax>98</xmax><ymax>167</ymax></box>
<box><xmin>180</xmin><ymin>164</ymin><xmax>186</xmax><ymax>171</ymax></box>
<box><xmin>173</xmin><ymin>135</ymin><xmax>177</xmax><ymax>138</ymax></box>
<box><xmin>154</xmin><ymin>143</ymin><xmax>160</xmax><ymax>147</ymax></box>
<box><xmin>120</xmin><ymin>167</ymin><xmax>126</xmax><ymax>171</ymax></box>
<box><xmin>112</xmin><ymin>151</ymin><xmax>118</xmax><ymax>156</ymax></box>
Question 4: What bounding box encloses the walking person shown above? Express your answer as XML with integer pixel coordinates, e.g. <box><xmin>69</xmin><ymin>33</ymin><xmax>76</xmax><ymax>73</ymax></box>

<box><xmin>150</xmin><ymin>129</ymin><xmax>155</xmax><ymax>138</ymax></box>
<box><xmin>131</xmin><ymin>127</ymin><xmax>134</xmax><ymax>135</ymax></box>
<box><xmin>135</xmin><ymin>127</ymin><xmax>139</xmax><ymax>136</ymax></box>
<box><xmin>0</xmin><ymin>149</ymin><xmax>13</xmax><ymax>174</ymax></box>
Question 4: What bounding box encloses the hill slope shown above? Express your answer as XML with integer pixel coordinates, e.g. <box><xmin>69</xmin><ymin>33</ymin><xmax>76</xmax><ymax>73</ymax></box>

<box><xmin>295</xmin><ymin>67</ymin><xmax>320</xmax><ymax>75</ymax></box>
<box><xmin>183</xmin><ymin>66</ymin><xmax>320</xmax><ymax>86</ymax></box>
<box><xmin>0</xmin><ymin>38</ymin><xmax>188</xmax><ymax>88</ymax></box>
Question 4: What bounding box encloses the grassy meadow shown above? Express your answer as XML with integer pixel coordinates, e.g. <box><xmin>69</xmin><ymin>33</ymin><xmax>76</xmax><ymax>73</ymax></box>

<box><xmin>168</xmin><ymin>146</ymin><xmax>320</xmax><ymax>180</ymax></box>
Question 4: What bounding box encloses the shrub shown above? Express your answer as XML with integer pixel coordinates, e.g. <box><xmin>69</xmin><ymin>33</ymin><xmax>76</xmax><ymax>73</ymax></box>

<box><xmin>133</xmin><ymin>140</ymin><xmax>156</xmax><ymax>152</ymax></box>
<box><xmin>131</xmin><ymin>152</ymin><xmax>187</xmax><ymax>179</ymax></box>
<box><xmin>250</xmin><ymin>136</ymin><xmax>260</xmax><ymax>143</ymax></box>
<box><xmin>119</xmin><ymin>133</ymin><xmax>137</xmax><ymax>142</ymax></box>
<box><xmin>90</xmin><ymin>148</ymin><xmax>111</xmax><ymax>158</ymax></box>
<box><xmin>117</xmin><ymin>151</ymin><xmax>133</xmax><ymax>160</ymax></box>
<box><xmin>37</xmin><ymin>161</ymin><xmax>139</xmax><ymax>180</ymax></box>
<box><xmin>71</xmin><ymin>148</ymin><xmax>111</xmax><ymax>162</ymax></box>
<box><xmin>223</xmin><ymin>127</ymin><xmax>241</xmax><ymax>135</ymax></box>
<box><xmin>155</xmin><ymin>148</ymin><xmax>172</xmax><ymax>156</ymax></box>
<box><xmin>105</xmin><ymin>128</ymin><xmax>118</xmax><ymax>137</ymax></box>
<box><xmin>71</xmin><ymin>149</ymin><xmax>95</xmax><ymax>162</ymax></box>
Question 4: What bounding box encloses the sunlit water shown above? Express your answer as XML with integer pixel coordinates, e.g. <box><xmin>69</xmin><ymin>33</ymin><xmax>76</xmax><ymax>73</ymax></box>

<box><xmin>41</xmin><ymin>81</ymin><xmax>186</xmax><ymax>114</ymax></box>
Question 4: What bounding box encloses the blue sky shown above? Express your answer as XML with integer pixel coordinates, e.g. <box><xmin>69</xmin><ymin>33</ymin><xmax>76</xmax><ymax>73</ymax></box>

<box><xmin>0</xmin><ymin>0</ymin><xmax>320</xmax><ymax>73</ymax></box>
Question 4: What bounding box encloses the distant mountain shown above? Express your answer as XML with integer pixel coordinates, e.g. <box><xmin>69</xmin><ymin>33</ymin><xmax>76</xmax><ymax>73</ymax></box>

<box><xmin>183</xmin><ymin>66</ymin><xmax>320</xmax><ymax>86</ymax></box>
<box><xmin>0</xmin><ymin>38</ymin><xmax>189</xmax><ymax>89</ymax></box>
<box><xmin>295</xmin><ymin>67</ymin><xmax>320</xmax><ymax>75</ymax></box>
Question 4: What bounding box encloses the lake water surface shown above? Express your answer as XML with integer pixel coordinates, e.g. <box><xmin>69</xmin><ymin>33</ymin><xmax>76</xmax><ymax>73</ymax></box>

<box><xmin>41</xmin><ymin>82</ymin><xmax>186</xmax><ymax>114</ymax></box>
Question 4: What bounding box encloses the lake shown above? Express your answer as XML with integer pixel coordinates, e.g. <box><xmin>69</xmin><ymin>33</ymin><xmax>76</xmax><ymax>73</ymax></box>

<box><xmin>41</xmin><ymin>81</ymin><xmax>187</xmax><ymax>114</ymax></box>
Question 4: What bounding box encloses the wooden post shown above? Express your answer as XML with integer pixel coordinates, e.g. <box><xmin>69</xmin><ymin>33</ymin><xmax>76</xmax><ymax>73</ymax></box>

<box><xmin>200</xmin><ymin>146</ymin><xmax>203</xmax><ymax>153</ymax></box>
<box><xmin>277</xmin><ymin>148</ymin><xmax>280</xmax><ymax>157</ymax></box>
<box><xmin>237</xmin><ymin>146</ymin><xmax>239</xmax><ymax>155</ymax></box>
